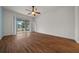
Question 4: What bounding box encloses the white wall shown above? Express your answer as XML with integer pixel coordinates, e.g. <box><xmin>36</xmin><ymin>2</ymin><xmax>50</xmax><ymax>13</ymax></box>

<box><xmin>75</xmin><ymin>6</ymin><xmax>79</xmax><ymax>42</ymax></box>
<box><xmin>3</xmin><ymin>8</ymin><xmax>33</xmax><ymax>36</ymax></box>
<box><xmin>0</xmin><ymin>7</ymin><xmax>3</xmax><ymax>39</ymax></box>
<box><xmin>36</xmin><ymin>6</ymin><xmax>75</xmax><ymax>39</ymax></box>
<box><xmin>77</xmin><ymin>7</ymin><xmax>79</xmax><ymax>41</ymax></box>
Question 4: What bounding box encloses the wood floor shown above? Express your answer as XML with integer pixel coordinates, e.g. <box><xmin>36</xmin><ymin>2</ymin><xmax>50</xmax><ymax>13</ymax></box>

<box><xmin>0</xmin><ymin>32</ymin><xmax>79</xmax><ymax>53</ymax></box>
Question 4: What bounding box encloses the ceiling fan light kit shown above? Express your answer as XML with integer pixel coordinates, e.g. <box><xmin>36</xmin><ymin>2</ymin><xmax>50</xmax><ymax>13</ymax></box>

<box><xmin>32</xmin><ymin>12</ymin><xmax>35</xmax><ymax>15</ymax></box>
<box><xmin>25</xmin><ymin>6</ymin><xmax>40</xmax><ymax>16</ymax></box>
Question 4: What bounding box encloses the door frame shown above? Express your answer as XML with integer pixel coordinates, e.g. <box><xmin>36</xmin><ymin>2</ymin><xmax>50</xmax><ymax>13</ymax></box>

<box><xmin>12</xmin><ymin>16</ymin><xmax>17</xmax><ymax>35</ymax></box>
<box><xmin>12</xmin><ymin>16</ymin><xmax>32</xmax><ymax>35</ymax></box>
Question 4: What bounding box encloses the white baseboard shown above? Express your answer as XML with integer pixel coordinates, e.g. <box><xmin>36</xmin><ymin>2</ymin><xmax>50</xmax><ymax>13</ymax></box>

<box><xmin>75</xmin><ymin>40</ymin><xmax>79</xmax><ymax>43</ymax></box>
<box><xmin>3</xmin><ymin>33</ymin><xmax>16</xmax><ymax>36</ymax></box>
<box><xmin>0</xmin><ymin>37</ymin><xmax>2</xmax><ymax>40</ymax></box>
<box><xmin>37</xmin><ymin>31</ymin><xmax>74</xmax><ymax>39</ymax></box>
<box><xmin>75</xmin><ymin>39</ymin><xmax>79</xmax><ymax>43</ymax></box>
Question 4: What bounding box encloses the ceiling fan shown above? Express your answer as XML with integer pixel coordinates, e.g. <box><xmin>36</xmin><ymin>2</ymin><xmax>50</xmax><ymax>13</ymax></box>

<box><xmin>25</xmin><ymin>6</ymin><xmax>40</xmax><ymax>16</ymax></box>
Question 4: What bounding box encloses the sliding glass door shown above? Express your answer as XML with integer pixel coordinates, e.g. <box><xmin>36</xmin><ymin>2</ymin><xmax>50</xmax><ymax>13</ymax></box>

<box><xmin>12</xmin><ymin>16</ymin><xmax>33</xmax><ymax>35</ymax></box>
<box><xmin>16</xmin><ymin>19</ymin><xmax>31</xmax><ymax>32</ymax></box>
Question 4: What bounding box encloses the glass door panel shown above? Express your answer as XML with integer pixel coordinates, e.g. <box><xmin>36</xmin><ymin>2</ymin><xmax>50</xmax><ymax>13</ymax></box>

<box><xmin>16</xmin><ymin>19</ymin><xmax>30</xmax><ymax>32</ymax></box>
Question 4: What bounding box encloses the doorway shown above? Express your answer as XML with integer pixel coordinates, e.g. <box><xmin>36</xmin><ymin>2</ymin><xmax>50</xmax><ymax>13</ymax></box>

<box><xmin>12</xmin><ymin>16</ymin><xmax>34</xmax><ymax>35</ymax></box>
<box><xmin>16</xmin><ymin>18</ymin><xmax>31</xmax><ymax>34</ymax></box>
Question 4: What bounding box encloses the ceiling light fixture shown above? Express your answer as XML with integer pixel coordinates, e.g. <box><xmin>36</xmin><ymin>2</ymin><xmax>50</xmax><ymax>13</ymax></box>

<box><xmin>25</xmin><ymin>6</ymin><xmax>40</xmax><ymax>16</ymax></box>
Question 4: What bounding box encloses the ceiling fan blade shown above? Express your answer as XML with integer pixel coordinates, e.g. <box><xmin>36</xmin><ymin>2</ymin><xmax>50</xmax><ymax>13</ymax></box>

<box><xmin>27</xmin><ymin>13</ymin><xmax>31</xmax><ymax>15</ymax></box>
<box><xmin>25</xmin><ymin>9</ymin><xmax>31</xmax><ymax>11</ymax></box>
<box><xmin>35</xmin><ymin>12</ymin><xmax>40</xmax><ymax>14</ymax></box>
